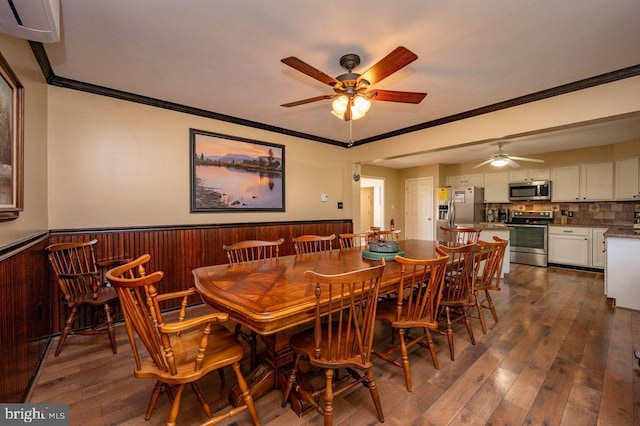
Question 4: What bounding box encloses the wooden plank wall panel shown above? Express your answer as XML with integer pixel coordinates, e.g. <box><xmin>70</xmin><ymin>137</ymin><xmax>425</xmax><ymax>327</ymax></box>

<box><xmin>48</xmin><ymin>220</ymin><xmax>352</xmax><ymax>332</ymax></box>
<box><xmin>0</xmin><ymin>237</ymin><xmax>51</xmax><ymax>402</ymax></box>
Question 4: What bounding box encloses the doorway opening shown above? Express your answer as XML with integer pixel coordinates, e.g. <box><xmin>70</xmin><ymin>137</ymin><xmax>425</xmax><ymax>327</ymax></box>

<box><xmin>359</xmin><ymin>177</ymin><xmax>384</xmax><ymax>233</ymax></box>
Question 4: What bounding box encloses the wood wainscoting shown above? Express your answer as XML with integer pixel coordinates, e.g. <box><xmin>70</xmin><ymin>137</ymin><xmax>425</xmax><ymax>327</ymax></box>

<box><xmin>0</xmin><ymin>220</ymin><xmax>351</xmax><ymax>403</ymax></box>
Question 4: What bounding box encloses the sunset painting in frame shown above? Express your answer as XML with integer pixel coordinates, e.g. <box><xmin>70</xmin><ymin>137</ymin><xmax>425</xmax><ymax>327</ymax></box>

<box><xmin>190</xmin><ymin>129</ymin><xmax>285</xmax><ymax>212</ymax></box>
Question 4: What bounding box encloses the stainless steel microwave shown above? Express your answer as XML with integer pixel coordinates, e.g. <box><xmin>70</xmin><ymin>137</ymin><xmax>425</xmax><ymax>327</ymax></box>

<box><xmin>508</xmin><ymin>181</ymin><xmax>551</xmax><ymax>201</ymax></box>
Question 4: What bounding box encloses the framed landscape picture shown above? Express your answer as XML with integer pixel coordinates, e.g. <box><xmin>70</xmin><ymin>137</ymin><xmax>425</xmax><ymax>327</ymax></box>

<box><xmin>190</xmin><ymin>129</ymin><xmax>285</xmax><ymax>212</ymax></box>
<box><xmin>0</xmin><ymin>52</ymin><xmax>24</xmax><ymax>222</ymax></box>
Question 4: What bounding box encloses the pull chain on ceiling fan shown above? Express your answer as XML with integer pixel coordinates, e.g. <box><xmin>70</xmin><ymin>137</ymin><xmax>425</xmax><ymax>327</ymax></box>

<box><xmin>280</xmin><ymin>46</ymin><xmax>427</xmax><ymax>123</ymax></box>
<box><xmin>473</xmin><ymin>142</ymin><xmax>545</xmax><ymax>169</ymax></box>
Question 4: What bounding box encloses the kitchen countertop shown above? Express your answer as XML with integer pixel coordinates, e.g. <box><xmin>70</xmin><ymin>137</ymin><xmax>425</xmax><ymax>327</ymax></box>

<box><xmin>475</xmin><ymin>223</ymin><xmax>513</xmax><ymax>230</ymax></box>
<box><xmin>603</xmin><ymin>226</ymin><xmax>640</xmax><ymax>239</ymax></box>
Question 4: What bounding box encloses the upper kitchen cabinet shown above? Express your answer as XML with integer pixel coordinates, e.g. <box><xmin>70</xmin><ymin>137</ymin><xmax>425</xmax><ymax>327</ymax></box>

<box><xmin>551</xmin><ymin>163</ymin><xmax>613</xmax><ymax>201</ymax></box>
<box><xmin>483</xmin><ymin>172</ymin><xmax>509</xmax><ymax>203</ymax></box>
<box><xmin>508</xmin><ymin>168</ymin><xmax>550</xmax><ymax>183</ymax></box>
<box><xmin>446</xmin><ymin>174</ymin><xmax>485</xmax><ymax>187</ymax></box>
<box><xmin>614</xmin><ymin>157</ymin><xmax>640</xmax><ymax>200</ymax></box>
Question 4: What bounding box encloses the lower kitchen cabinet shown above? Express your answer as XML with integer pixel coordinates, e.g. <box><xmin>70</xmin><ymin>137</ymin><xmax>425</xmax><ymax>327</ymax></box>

<box><xmin>548</xmin><ymin>226</ymin><xmax>606</xmax><ymax>270</ymax></box>
<box><xmin>548</xmin><ymin>226</ymin><xmax>590</xmax><ymax>267</ymax></box>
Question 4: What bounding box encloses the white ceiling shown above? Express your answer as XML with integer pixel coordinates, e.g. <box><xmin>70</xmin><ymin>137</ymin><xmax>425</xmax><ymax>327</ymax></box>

<box><xmin>39</xmin><ymin>0</ymin><xmax>640</xmax><ymax>167</ymax></box>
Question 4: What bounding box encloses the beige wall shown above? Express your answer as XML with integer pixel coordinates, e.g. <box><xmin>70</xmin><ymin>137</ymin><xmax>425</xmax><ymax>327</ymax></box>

<box><xmin>2</xmin><ymin>33</ymin><xmax>639</xmax><ymax>244</ymax></box>
<box><xmin>447</xmin><ymin>138</ymin><xmax>640</xmax><ymax>175</ymax></box>
<box><xmin>349</xmin><ymin>76</ymin><xmax>640</xmax><ymax>166</ymax></box>
<box><xmin>0</xmin><ymin>35</ymin><xmax>49</xmax><ymax>248</ymax></box>
<box><xmin>47</xmin><ymin>87</ymin><xmax>353</xmax><ymax>229</ymax></box>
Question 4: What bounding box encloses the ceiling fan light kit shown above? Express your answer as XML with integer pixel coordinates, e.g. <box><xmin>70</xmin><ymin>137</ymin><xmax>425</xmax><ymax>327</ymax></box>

<box><xmin>473</xmin><ymin>142</ymin><xmax>545</xmax><ymax>169</ymax></box>
<box><xmin>281</xmin><ymin>46</ymin><xmax>427</xmax><ymax>128</ymax></box>
<box><xmin>331</xmin><ymin>95</ymin><xmax>371</xmax><ymax>120</ymax></box>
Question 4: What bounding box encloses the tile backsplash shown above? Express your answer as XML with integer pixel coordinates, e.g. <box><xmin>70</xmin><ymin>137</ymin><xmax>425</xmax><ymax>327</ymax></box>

<box><xmin>486</xmin><ymin>201</ymin><xmax>640</xmax><ymax>226</ymax></box>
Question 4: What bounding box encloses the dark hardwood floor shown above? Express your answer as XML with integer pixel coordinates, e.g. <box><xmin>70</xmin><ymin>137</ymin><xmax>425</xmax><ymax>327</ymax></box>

<box><xmin>28</xmin><ymin>263</ymin><xmax>640</xmax><ymax>425</ymax></box>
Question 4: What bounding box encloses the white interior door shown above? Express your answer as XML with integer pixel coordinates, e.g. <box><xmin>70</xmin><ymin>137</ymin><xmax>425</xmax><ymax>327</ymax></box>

<box><xmin>405</xmin><ymin>177</ymin><xmax>434</xmax><ymax>240</ymax></box>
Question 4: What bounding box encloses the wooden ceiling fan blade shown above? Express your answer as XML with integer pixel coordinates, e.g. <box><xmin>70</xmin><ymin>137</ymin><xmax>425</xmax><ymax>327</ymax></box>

<box><xmin>357</xmin><ymin>46</ymin><xmax>418</xmax><ymax>86</ymax></box>
<box><xmin>281</xmin><ymin>57</ymin><xmax>341</xmax><ymax>87</ymax></box>
<box><xmin>509</xmin><ymin>156</ymin><xmax>545</xmax><ymax>163</ymax></box>
<box><xmin>367</xmin><ymin>89</ymin><xmax>427</xmax><ymax>104</ymax></box>
<box><xmin>281</xmin><ymin>95</ymin><xmax>335</xmax><ymax>108</ymax></box>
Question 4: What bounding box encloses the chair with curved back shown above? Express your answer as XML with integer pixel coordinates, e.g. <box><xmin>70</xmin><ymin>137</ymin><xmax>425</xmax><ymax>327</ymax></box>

<box><xmin>223</xmin><ymin>238</ymin><xmax>285</xmax><ymax>369</ymax></box>
<box><xmin>281</xmin><ymin>260</ymin><xmax>386</xmax><ymax>426</ymax></box>
<box><xmin>338</xmin><ymin>232</ymin><xmax>370</xmax><ymax>250</ymax></box>
<box><xmin>106</xmin><ymin>254</ymin><xmax>260</xmax><ymax>426</ymax></box>
<box><xmin>440</xmin><ymin>226</ymin><xmax>481</xmax><ymax>244</ymax></box>
<box><xmin>292</xmin><ymin>234</ymin><xmax>336</xmax><ymax>254</ymax></box>
<box><xmin>375</xmin><ymin>229</ymin><xmax>402</xmax><ymax>242</ymax></box>
<box><xmin>436</xmin><ymin>243</ymin><xmax>479</xmax><ymax>360</ymax></box>
<box><xmin>373</xmin><ymin>248</ymin><xmax>450</xmax><ymax>391</ymax></box>
<box><xmin>473</xmin><ymin>236</ymin><xmax>509</xmax><ymax>333</ymax></box>
<box><xmin>223</xmin><ymin>238</ymin><xmax>284</xmax><ymax>264</ymax></box>
<box><xmin>46</xmin><ymin>239</ymin><xmax>120</xmax><ymax>357</ymax></box>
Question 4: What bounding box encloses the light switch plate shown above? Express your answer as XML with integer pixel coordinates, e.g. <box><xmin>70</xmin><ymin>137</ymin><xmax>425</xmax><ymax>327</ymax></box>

<box><xmin>321</xmin><ymin>194</ymin><xmax>328</xmax><ymax>202</ymax></box>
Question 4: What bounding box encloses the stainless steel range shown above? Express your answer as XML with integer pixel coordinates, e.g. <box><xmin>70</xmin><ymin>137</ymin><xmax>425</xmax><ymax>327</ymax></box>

<box><xmin>507</xmin><ymin>210</ymin><xmax>554</xmax><ymax>267</ymax></box>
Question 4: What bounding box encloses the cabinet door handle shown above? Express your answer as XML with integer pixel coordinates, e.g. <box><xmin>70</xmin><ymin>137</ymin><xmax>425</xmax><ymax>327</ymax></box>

<box><xmin>563</xmin><ymin>230</ymin><xmax>574</xmax><ymax>233</ymax></box>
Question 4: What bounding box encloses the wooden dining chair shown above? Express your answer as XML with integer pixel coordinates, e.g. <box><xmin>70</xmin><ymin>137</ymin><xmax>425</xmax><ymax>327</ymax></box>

<box><xmin>473</xmin><ymin>236</ymin><xmax>509</xmax><ymax>333</ymax></box>
<box><xmin>281</xmin><ymin>260</ymin><xmax>386</xmax><ymax>426</ymax></box>
<box><xmin>440</xmin><ymin>226</ymin><xmax>481</xmax><ymax>244</ymax></box>
<box><xmin>223</xmin><ymin>238</ymin><xmax>284</xmax><ymax>369</ymax></box>
<box><xmin>338</xmin><ymin>232</ymin><xmax>370</xmax><ymax>250</ymax></box>
<box><xmin>46</xmin><ymin>239</ymin><xmax>120</xmax><ymax>357</ymax></box>
<box><xmin>436</xmin><ymin>243</ymin><xmax>479</xmax><ymax>360</ymax></box>
<box><xmin>105</xmin><ymin>254</ymin><xmax>260</xmax><ymax>426</ymax></box>
<box><xmin>375</xmin><ymin>229</ymin><xmax>401</xmax><ymax>241</ymax></box>
<box><xmin>292</xmin><ymin>234</ymin><xmax>336</xmax><ymax>254</ymax></box>
<box><xmin>223</xmin><ymin>238</ymin><xmax>284</xmax><ymax>264</ymax></box>
<box><xmin>373</xmin><ymin>249</ymin><xmax>449</xmax><ymax>391</ymax></box>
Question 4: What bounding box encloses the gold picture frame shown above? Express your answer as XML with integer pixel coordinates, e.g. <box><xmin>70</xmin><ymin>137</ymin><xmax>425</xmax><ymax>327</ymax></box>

<box><xmin>0</xmin><ymin>52</ymin><xmax>24</xmax><ymax>221</ymax></box>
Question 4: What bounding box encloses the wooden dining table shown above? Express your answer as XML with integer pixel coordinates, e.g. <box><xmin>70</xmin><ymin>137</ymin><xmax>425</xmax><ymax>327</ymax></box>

<box><xmin>193</xmin><ymin>239</ymin><xmax>450</xmax><ymax>414</ymax></box>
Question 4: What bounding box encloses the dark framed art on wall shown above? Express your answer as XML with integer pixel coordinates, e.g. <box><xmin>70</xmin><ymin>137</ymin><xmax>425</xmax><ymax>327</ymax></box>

<box><xmin>0</xmin><ymin>52</ymin><xmax>24</xmax><ymax>222</ymax></box>
<box><xmin>190</xmin><ymin>129</ymin><xmax>285</xmax><ymax>212</ymax></box>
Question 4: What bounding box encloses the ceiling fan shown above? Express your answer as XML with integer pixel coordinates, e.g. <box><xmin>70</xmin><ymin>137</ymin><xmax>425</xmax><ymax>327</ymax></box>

<box><xmin>472</xmin><ymin>142</ymin><xmax>545</xmax><ymax>169</ymax></box>
<box><xmin>280</xmin><ymin>46</ymin><xmax>427</xmax><ymax>121</ymax></box>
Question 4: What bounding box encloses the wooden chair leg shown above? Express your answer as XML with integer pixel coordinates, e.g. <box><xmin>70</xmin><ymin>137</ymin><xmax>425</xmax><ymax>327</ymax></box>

<box><xmin>231</xmin><ymin>362</ymin><xmax>260</xmax><ymax>425</ymax></box>
<box><xmin>365</xmin><ymin>369</ymin><xmax>384</xmax><ymax>422</ymax></box>
<box><xmin>463</xmin><ymin>310</ymin><xmax>475</xmax><ymax>345</ymax></box>
<box><xmin>445</xmin><ymin>307</ymin><xmax>455</xmax><ymax>361</ymax></box>
<box><xmin>282</xmin><ymin>354</ymin><xmax>301</xmax><ymax>407</ymax></box>
<box><xmin>475</xmin><ymin>290</ymin><xmax>488</xmax><ymax>334</ymax></box>
<box><xmin>103</xmin><ymin>303</ymin><xmax>117</xmax><ymax>354</ymax></box>
<box><xmin>323</xmin><ymin>368</ymin><xmax>335</xmax><ymax>426</ymax></box>
<box><xmin>166</xmin><ymin>383</ymin><xmax>185</xmax><ymax>426</ymax></box>
<box><xmin>190</xmin><ymin>382</ymin><xmax>213</xmax><ymax>418</ymax></box>
<box><xmin>485</xmin><ymin>290</ymin><xmax>499</xmax><ymax>323</ymax></box>
<box><xmin>398</xmin><ymin>328</ymin><xmax>412</xmax><ymax>391</ymax></box>
<box><xmin>145</xmin><ymin>381</ymin><xmax>164</xmax><ymax>420</ymax></box>
<box><xmin>424</xmin><ymin>328</ymin><xmax>439</xmax><ymax>369</ymax></box>
<box><xmin>55</xmin><ymin>306</ymin><xmax>77</xmax><ymax>357</ymax></box>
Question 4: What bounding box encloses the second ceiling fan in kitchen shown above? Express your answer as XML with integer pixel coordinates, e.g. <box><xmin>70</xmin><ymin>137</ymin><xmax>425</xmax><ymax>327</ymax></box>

<box><xmin>473</xmin><ymin>142</ymin><xmax>545</xmax><ymax>169</ymax></box>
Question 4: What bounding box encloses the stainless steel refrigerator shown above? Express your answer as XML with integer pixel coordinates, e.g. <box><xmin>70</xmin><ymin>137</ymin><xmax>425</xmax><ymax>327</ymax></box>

<box><xmin>436</xmin><ymin>186</ymin><xmax>485</xmax><ymax>240</ymax></box>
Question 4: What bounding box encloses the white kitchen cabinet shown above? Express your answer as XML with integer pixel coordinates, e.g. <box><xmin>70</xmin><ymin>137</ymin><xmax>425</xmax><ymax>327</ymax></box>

<box><xmin>581</xmin><ymin>162</ymin><xmax>614</xmax><ymax>201</ymax></box>
<box><xmin>508</xmin><ymin>168</ymin><xmax>550</xmax><ymax>182</ymax></box>
<box><xmin>446</xmin><ymin>174</ymin><xmax>485</xmax><ymax>187</ymax></box>
<box><xmin>606</xmin><ymin>236</ymin><xmax>640</xmax><ymax>310</ymax></box>
<box><xmin>551</xmin><ymin>163</ymin><xmax>613</xmax><ymax>202</ymax></box>
<box><xmin>548</xmin><ymin>226</ymin><xmax>590</xmax><ymax>267</ymax></box>
<box><xmin>592</xmin><ymin>228</ymin><xmax>607</xmax><ymax>269</ymax></box>
<box><xmin>483</xmin><ymin>172</ymin><xmax>509</xmax><ymax>203</ymax></box>
<box><xmin>551</xmin><ymin>166</ymin><xmax>580</xmax><ymax>201</ymax></box>
<box><xmin>614</xmin><ymin>157</ymin><xmax>640</xmax><ymax>200</ymax></box>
